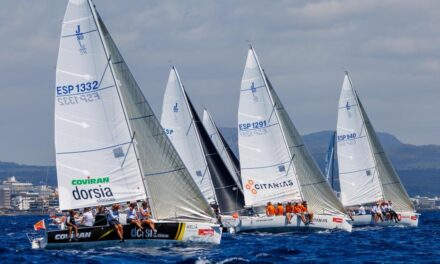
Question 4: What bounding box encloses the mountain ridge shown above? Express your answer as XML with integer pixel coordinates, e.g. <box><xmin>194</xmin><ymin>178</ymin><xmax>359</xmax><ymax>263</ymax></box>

<box><xmin>1</xmin><ymin>129</ymin><xmax>439</xmax><ymax>196</ymax></box>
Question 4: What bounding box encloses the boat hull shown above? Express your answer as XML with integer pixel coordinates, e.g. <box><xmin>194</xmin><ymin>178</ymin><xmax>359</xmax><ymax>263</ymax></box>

<box><xmin>35</xmin><ymin>221</ymin><xmax>222</xmax><ymax>249</ymax></box>
<box><xmin>352</xmin><ymin>212</ymin><xmax>419</xmax><ymax>227</ymax></box>
<box><xmin>235</xmin><ymin>214</ymin><xmax>352</xmax><ymax>233</ymax></box>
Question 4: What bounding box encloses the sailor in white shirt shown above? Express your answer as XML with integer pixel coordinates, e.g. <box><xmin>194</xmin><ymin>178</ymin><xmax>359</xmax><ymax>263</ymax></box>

<box><xmin>81</xmin><ymin>207</ymin><xmax>94</xmax><ymax>227</ymax></box>
<box><xmin>358</xmin><ymin>205</ymin><xmax>366</xmax><ymax>215</ymax></box>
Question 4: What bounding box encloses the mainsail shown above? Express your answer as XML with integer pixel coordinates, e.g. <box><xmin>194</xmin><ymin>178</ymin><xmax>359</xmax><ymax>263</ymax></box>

<box><xmin>161</xmin><ymin>67</ymin><xmax>245</xmax><ymax>214</ymax></box>
<box><xmin>202</xmin><ymin>109</ymin><xmax>243</xmax><ymax>191</ymax></box>
<box><xmin>56</xmin><ymin>0</ymin><xmax>214</xmax><ymax>222</ymax></box>
<box><xmin>238</xmin><ymin>47</ymin><xmax>346</xmax><ymax>215</ymax></box>
<box><xmin>336</xmin><ymin>73</ymin><xmax>414</xmax><ymax>212</ymax></box>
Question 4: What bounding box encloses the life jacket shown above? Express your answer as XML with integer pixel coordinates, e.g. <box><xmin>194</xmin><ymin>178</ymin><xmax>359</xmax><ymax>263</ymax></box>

<box><xmin>285</xmin><ymin>205</ymin><xmax>293</xmax><ymax>213</ymax></box>
<box><xmin>266</xmin><ymin>205</ymin><xmax>275</xmax><ymax>216</ymax></box>
<box><xmin>293</xmin><ymin>205</ymin><xmax>302</xmax><ymax>214</ymax></box>
<box><xmin>276</xmin><ymin>205</ymin><xmax>284</xmax><ymax>216</ymax></box>
<box><xmin>300</xmin><ymin>205</ymin><xmax>308</xmax><ymax>212</ymax></box>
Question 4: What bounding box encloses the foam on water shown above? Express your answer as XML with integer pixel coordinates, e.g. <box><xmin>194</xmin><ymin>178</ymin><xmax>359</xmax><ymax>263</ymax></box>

<box><xmin>0</xmin><ymin>212</ymin><xmax>439</xmax><ymax>263</ymax></box>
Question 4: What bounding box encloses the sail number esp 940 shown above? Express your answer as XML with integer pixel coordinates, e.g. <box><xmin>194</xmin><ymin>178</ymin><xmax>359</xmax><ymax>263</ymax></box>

<box><xmin>337</xmin><ymin>133</ymin><xmax>357</xmax><ymax>141</ymax></box>
<box><xmin>239</xmin><ymin>120</ymin><xmax>267</xmax><ymax>131</ymax></box>
<box><xmin>56</xmin><ymin>81</ymin><xmax>99</xmax><ymax>95</ymax></box>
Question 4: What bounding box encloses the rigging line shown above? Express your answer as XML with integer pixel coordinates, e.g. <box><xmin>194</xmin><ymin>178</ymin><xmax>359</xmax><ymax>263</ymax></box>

<box><xmin>186</xmin><ymin>119</ymin><xmax>194</xmax><ymax>136</ymax></box>
<box><xmin>199</xmin><ymin>165</ymin><xmax>209</xmax><ymax>186</ymax></box>
<box><xmin>97</xmin><ymin>54</ymin><xmax>112</xmax><ymax>90</ymax></box>
<box><xmin>267</xmin><ymin>102</ymin><xmax>277</xmax><ymax>124</ymax></box>
<box><xmin>284</xmin><ymin>153</ymin><xmax>296</xmax><ymax>178</ymax></box>
<box><xmin>120</xmin><ymin>131</ymin><xmax>135</xmax><ymax>168</ymax></box>
<box><xmin>300</xmin><ymin>180</ymin><xmax>327</xmax><ymax>187</ymax></box>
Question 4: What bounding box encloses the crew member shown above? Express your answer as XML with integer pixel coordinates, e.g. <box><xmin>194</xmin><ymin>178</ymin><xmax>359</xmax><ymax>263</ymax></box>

<box><xmin>107</xmin><ymin>204</ymin><xmax>124</xmax><ymax>242</ymax></box>
<box><xmin>139</xmin><ymin>201</ymin><xmax>157</xmax><ymax>233</ymax></box>
<box><xmin>275</xmin><ymin>203</ymin><xmax>284</xmax><ymax>216</ymax></box>
<box><xmin>66</xmin><ymin>209</ymin><xmax>79</xmax><ymax>242</ymax></box>
<box><xmin>266</xmin><ymin>202</ymin><xmax>275</xmax><ymax>217</ymax></box>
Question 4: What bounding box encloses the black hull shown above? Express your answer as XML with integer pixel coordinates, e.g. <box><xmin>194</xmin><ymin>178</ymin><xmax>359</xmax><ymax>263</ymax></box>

<box><xmin>46</xmin><ymin>222</ymin><xmax>184</xmax><ymax>247</ymax></box>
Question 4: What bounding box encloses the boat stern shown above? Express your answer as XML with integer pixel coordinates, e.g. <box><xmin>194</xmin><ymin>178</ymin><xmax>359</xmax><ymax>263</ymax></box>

<box><xmin>180</xmin><ymin>222</ymin><xmax>222</xmax><ymax>244</ymax></box>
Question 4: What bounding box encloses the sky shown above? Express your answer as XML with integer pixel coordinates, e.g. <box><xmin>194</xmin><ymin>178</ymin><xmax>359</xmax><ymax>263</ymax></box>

<box><xmin>0</xmin><ymin>0</ymin><xmax>439</xmax><ymax>165</ymax></box>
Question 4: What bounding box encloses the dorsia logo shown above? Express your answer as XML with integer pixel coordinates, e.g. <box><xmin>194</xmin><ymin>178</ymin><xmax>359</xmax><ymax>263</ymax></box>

<box><xmin>71</xmin><ymin>176</ymin><xmax>114</xmax><ymax>201</ymax></box>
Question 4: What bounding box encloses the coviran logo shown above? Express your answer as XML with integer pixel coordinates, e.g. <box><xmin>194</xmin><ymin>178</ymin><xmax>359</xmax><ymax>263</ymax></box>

<box><xmin>245</xmin><ymin>179</ymin><xmax>294</xmax><ymax>195</ymax></box>
<box><xmin>71</xmin><ymin>176</ymin><xmax>114</xmax><ymax>201</ymax></box>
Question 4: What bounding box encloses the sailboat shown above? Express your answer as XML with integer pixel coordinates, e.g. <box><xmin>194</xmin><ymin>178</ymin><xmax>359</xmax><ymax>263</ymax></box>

<box><xmin>31</xmin><ymin>0</ymin><xmax>221</xmax><ymax>249</ymax></box>
<box><xmin>336</xmin><ymin>72</ymin><xmax>419</xmax><ymax>227</ymax></box>
<box><xmin>202</xmin><ymin>109</ymin><xmax>243</xmax><ymax>192</ymax></box>
<box><xmin>236</xmin><ymin>46</ymin><xmax>352</xmax><ymax>233</ymax></box>
<box><xmin>160</xmin><ymin>67</ymin><xmax>245</xmax><ymax>223</ymax></box>
<box><xmin>324</xmin><ymin>132</ymin><xmax>337</xmax><ymax>189</ymax></box>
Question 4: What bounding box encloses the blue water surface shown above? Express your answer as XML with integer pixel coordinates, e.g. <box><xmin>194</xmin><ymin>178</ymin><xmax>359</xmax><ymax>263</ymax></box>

<box><xmin>1</xmin><ymin>211</ymin><xmax>439</xmax><ymax>263</ymax></box>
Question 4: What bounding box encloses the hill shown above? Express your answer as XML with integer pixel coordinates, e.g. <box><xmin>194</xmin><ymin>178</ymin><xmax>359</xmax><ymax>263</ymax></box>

<box><xmin>1</xmin><ymin>129</ymin><xmax>439</xmax><ymax>196</ymax></box>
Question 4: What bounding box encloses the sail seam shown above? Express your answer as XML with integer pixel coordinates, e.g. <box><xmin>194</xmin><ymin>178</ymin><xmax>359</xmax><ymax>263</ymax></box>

<box><xmin>144</xmin><ymin>167</ymin><xmax>185</xmax><ymax>177</ymax></box>
<box><xmin>129</xmin><ymin>114</ymin><xmax>154</xmax><ymax>121</ymax></box>
<box><xmin>61</xmin><ymin>29</ymin><xmax>97</xmax><ymax>38</ymax></box>
<box><xmin>339</xmin><ymin>166</ymin><xmax>375</xmax><ymax>174</ymax></box>
<box><xmin>56</xmin><ymin>141</ymin><xmax>131</xmax><ymax>155</ymax></box>
<box><xmin>241</xmin><ymin>161</ymin><xmax>291</xmax><ymax>170</ymax></box>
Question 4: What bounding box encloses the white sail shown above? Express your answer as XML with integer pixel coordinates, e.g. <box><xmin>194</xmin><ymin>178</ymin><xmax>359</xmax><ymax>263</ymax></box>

<box><xmin>238</xmin><ymin>48</ymin><xmax>301</xmax><ymax>207</ymax></box>
<box><xmin>337</xmin><ymin>73</ymin><xmax>414</xmax><ymax>211</ymax></box>
<box><xmin>202</xmin><ymin>109</ymin><xmax>243</xmax><ymax>192</ymax></box>
<box><xmin>161</xmin><ymin>67</ymin><xmax>216</xmax><ymax>204</ymax></box>
<box><xmin>55</xmin><ymin>0</ymin><xmax>146</xmax><ymax>210</ymax></box>
<box><xmin>336</xmin><ymin>74</ymin><xmax>384</xmax><ymax>206</ymax></box>
<box><xmin>56</xmin><ymin>0</ymin><xmax>215</xmax><ymax>222</ymax></box>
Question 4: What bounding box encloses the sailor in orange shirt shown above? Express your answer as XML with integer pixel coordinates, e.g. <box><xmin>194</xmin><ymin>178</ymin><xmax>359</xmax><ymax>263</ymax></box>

<box><xmin>285</xmin><ymin>202</ymin><xmax>293</xmax><ymax>223</ymax></box>
<box><xmin>301</xmin><ymin>201</ymin><xmax>314</xmax><ymax>224</ymax></box>
<box><xmin>266</xmin><ymin>202</ymin><xmax>275</xmax><ymax>216</ymax></box>
<box><xmin>275</xmin><ymin>203</ymin><xmax>284</xmax><ymax>216</ymax></box>
<box><xmin>293</xmin><ymin>202</ymin><xmax>307</xmax><ymax>224</ymax></box>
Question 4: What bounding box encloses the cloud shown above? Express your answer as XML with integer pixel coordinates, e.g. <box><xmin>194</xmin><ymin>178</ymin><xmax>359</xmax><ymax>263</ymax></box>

<box><xmin>0</xmin><ymin>0</ymin><xmax>439</xmax><ymax>165</ymax></box>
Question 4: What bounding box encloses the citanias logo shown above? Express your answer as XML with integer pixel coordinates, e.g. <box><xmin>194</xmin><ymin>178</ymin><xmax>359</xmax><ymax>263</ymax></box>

<box><xmin>71</xmin><ymin>176</ymin><xmax>114</xmax><ymax>201</ymax></box>
<box><xmin>245</xmin><ymin>179</ymin><xmax>257</xmax><ymax>195</ymax></box>
<box><xmin>245</xmin><ymin>179</ymin><xmax>294</xmax><ymax>195</ymax></box>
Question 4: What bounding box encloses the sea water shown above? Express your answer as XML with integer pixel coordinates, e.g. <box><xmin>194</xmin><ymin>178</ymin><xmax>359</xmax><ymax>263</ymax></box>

<box><xmin>1</xmin><ymin>211</ymin><xmax>439</xmax><ymax>263</ymax></box>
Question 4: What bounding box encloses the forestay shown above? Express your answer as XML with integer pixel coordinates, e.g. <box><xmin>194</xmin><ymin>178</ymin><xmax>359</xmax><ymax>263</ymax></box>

<box><xmin>55</xmin><ymin>0</ymin><xmax>146</xmax><ymax>210</ymax></box>
<box><xmin>336</xmin><ymin>74</ymin><xmax>383</xmax><ymax>206</ymax></box>
<box><xmin>202</xmin><ymin>110</ymin><xmax>243</xmax><ymax>192</ymax></box>
<box><xmin>161</xmin><ymin>67</ymin><xmax>216</xmax><ymax>204</ymax></box>
<box><xmin>238</xmin><ymin>48</ymin><xmax>301</xmax><ymax>207</ymax></box>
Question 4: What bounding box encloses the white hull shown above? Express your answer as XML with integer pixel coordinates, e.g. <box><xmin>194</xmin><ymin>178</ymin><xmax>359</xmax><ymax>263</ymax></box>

<box><xmin>352</xmin><ymin>212</ymin><xmax>419</xmax><ymax>227</ymax></box>
<box><xmin>235</xmin><ymin>214</ymin><xmax>352</xmax><ymax>233</ymax></box>
<box><xmin>32</xmin><ymin>221</ymin><xmax>222</xmax><ymax>249</ymax></box>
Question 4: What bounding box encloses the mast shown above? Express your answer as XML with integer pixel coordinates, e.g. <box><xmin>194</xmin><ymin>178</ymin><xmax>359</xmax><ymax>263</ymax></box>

<box><xmin>249</xmin><ymin>46</ymin><xmax>304</xmax><ymax>201</ymax></box>
<box><xmin>86</xmin><ymin>0</ymin><xmax>154</xmax><ymax>215</ymax></box>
